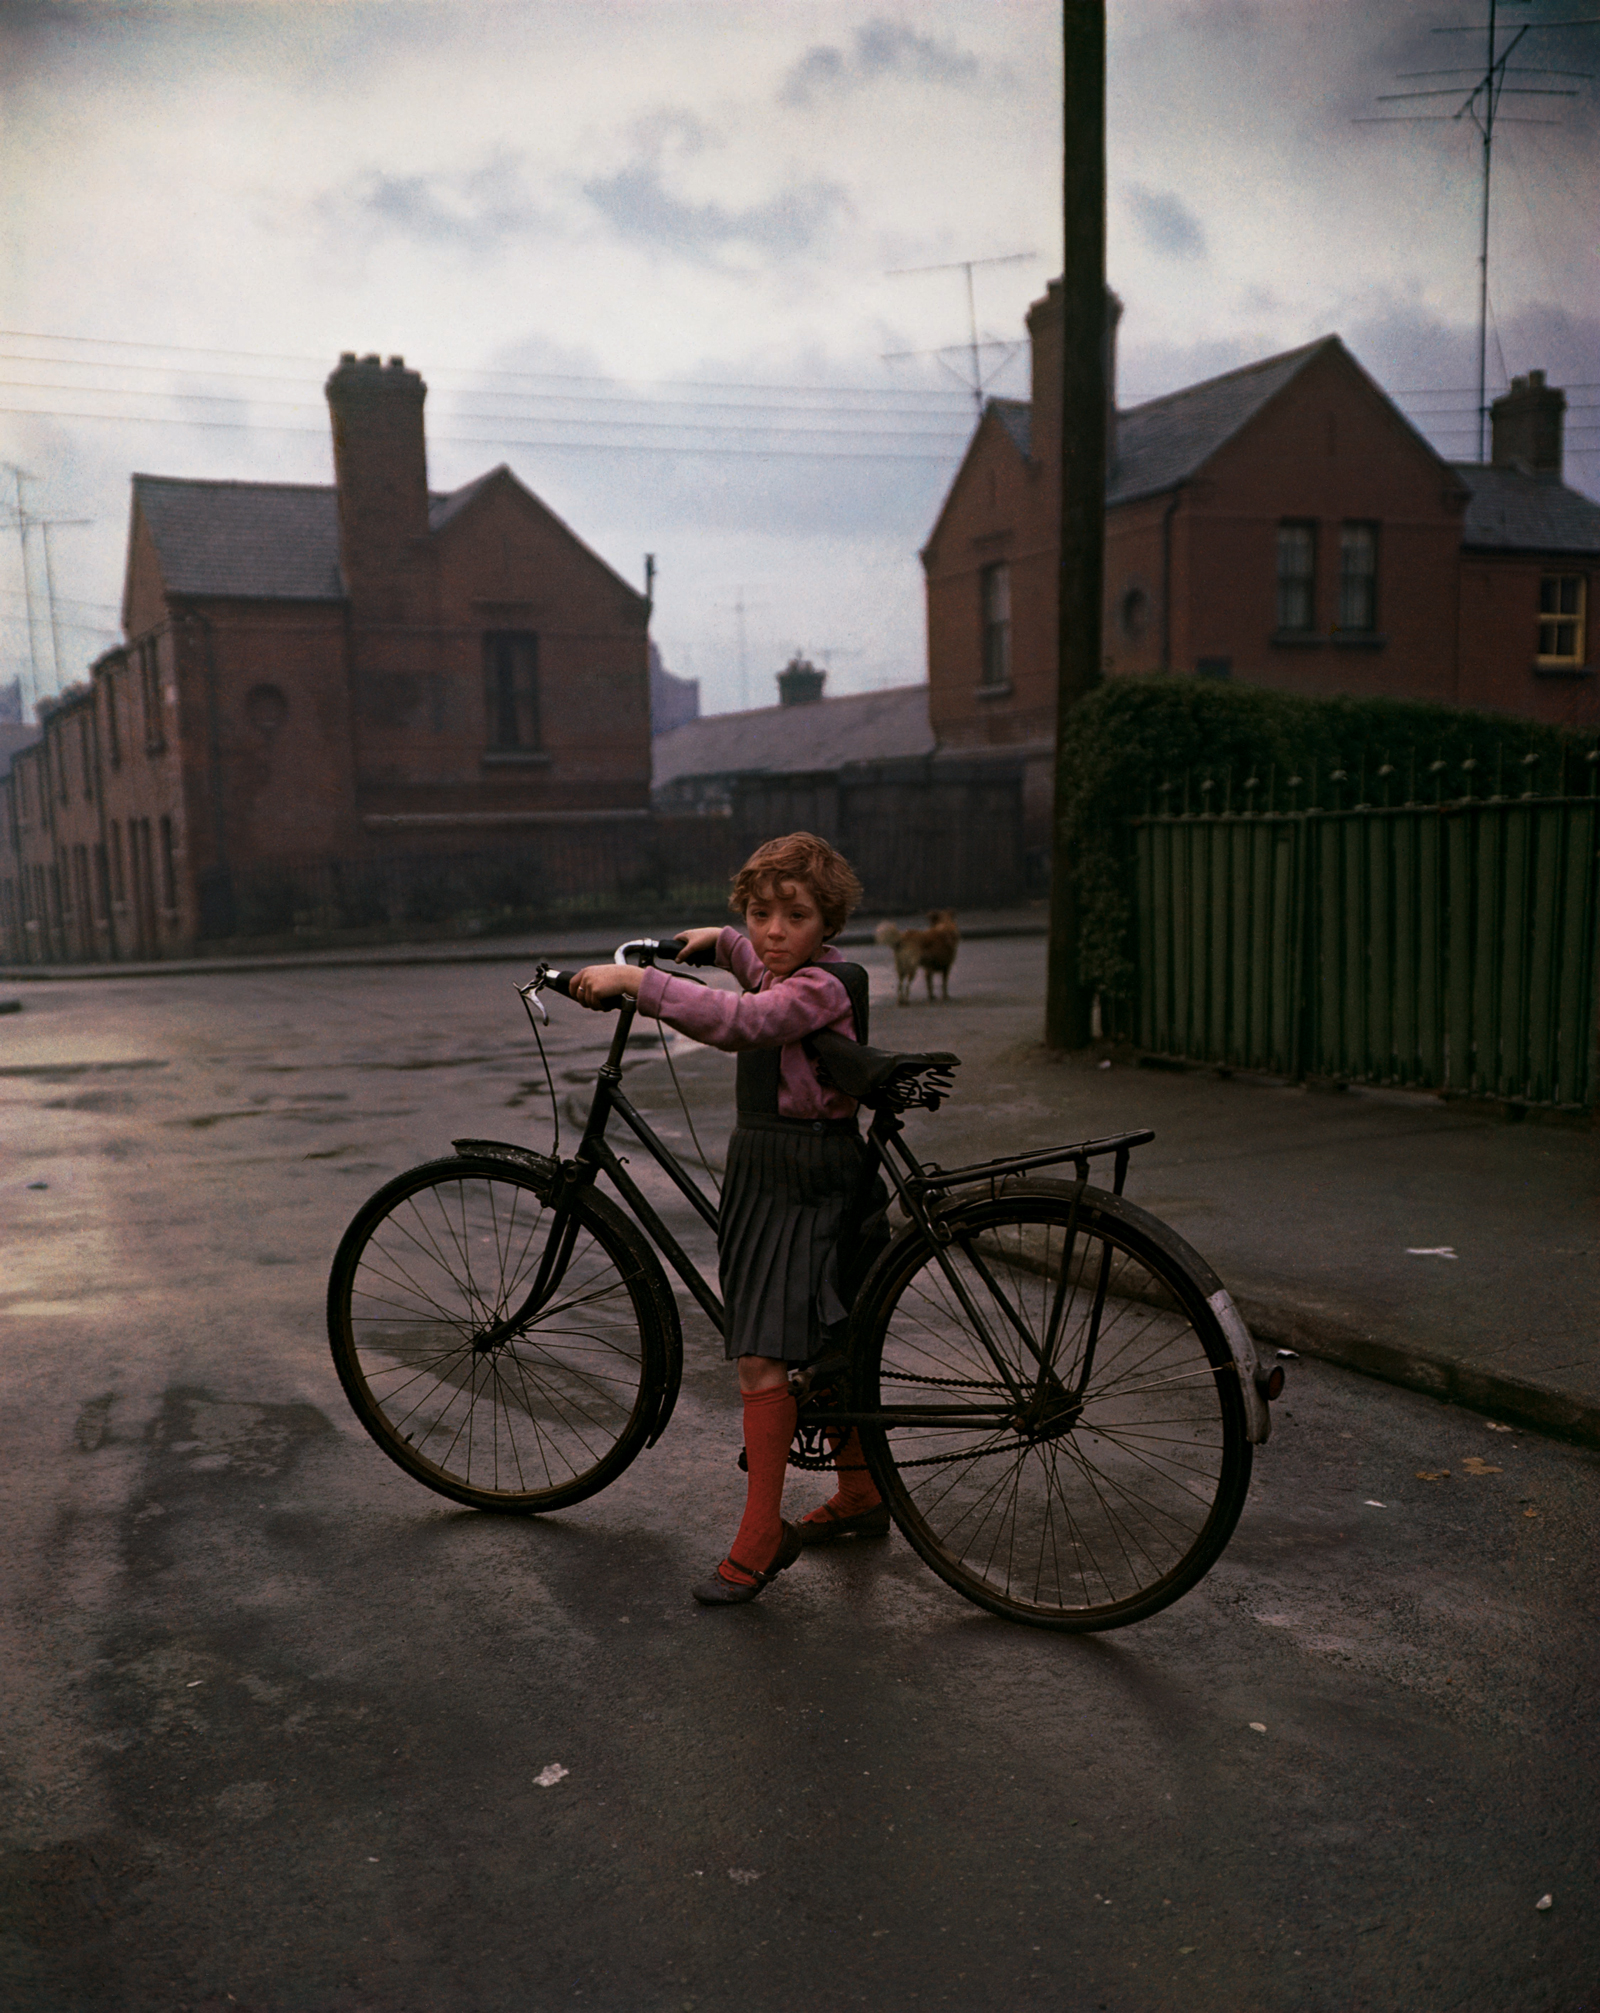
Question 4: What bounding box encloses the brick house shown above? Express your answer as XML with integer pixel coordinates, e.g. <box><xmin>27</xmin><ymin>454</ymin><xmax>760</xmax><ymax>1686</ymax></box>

<box><xmin>924</xmin><ymin>282</ymin><xmax>1600</xmax><ymax>843</ymax></box>
<box><xmin>1</xmin><ymin>354</ymin><xmax>651</xmax><ymax>962</ymax></box>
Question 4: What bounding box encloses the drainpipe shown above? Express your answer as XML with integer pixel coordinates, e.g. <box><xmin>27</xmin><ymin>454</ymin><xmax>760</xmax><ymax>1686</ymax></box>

<box><xmin>90</xmin><ymin>667</ymin><xmax>115</xmax><ymax>963</ymax></box>
<box><xmin>185</xmin><ymin>607</ymin><xmax>235</xmax><ymax>939</ymax></box>
<box><xmin>1159</xmin><ymin>487</ymin><xmax>1183</xmax><ymax>673</ymax></box>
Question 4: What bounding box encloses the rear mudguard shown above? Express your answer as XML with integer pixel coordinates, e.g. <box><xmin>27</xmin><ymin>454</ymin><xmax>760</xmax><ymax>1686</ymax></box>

<box><xmin>451</xmin><ymin>1137</ymin><xmax>684</xmax><ymax>1448</ymax></box>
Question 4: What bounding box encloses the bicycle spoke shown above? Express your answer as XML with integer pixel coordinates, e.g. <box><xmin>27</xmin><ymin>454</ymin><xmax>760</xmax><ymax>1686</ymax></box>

<box><xmin>864</xmin><ymin>1194</ymin><xmax>1250</xmax><ymax>1629</ymax></box>
<box><xmin>331</xmin><ymin>1163</ymin><xmax>663</xmax><ymax>1510</ymax></box>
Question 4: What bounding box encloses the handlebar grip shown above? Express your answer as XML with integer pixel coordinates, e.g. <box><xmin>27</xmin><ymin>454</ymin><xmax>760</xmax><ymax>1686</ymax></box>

<box><xmin>674</xmin><ymin>935</ymin><xmax>719</xmax><ymax>968</ymax></box>
<box><xmin>542</xmin><ymin>968</ymin><xmax>623</xmax><ymax>1011</ymax></box>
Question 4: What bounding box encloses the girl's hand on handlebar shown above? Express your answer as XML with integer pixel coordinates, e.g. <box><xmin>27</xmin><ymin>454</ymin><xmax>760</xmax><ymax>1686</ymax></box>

<box><xmin>570</xmin><ymin>964</ymin><xmax>643</xmax><ymax>1009</ymax></box>
<box><xmin>673</xmin><ymin>927</ymin><xmax>722</xmax><ymax>966</ymax></box>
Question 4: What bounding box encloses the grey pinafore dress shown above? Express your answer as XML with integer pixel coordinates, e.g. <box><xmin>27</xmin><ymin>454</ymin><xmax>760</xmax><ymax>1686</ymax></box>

<box><xmin>716</xmin><ymin>960</ymin><xmax>888</xmax><ymax>1363</ymax></box>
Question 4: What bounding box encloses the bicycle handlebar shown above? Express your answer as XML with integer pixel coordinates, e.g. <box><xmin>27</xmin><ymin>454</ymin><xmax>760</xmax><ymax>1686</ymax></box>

<box><xmin>527</xmin><ymin>936</ymin><xmax>708</xmax><ymax>1015</ymax></box>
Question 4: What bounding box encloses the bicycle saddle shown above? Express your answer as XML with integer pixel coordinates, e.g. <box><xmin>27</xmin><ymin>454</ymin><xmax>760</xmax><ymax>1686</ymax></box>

<box><xmin>807</xmin><ymin>1027</ymin><xmax>960</xmax><ymax>1113</ymax></box>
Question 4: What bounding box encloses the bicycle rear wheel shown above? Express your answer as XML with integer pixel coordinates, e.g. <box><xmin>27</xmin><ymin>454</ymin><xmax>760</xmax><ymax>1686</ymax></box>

<box><xmin>327</xmin><ymin>1155</ymin><xmax>674</xmax><ymax>1512</ymax></box>
<box><xmin>853</xmin><ymin>1182</ymin><xmax>1251</xmax><ymax>1631</ymax></box>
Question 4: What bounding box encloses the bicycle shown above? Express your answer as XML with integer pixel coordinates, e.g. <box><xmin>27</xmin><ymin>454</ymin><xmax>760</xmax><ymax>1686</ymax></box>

<box><xmin>326</xmin><ymin>937</ymin><xmax>1283</xmax><ymax>1632</ymax></box>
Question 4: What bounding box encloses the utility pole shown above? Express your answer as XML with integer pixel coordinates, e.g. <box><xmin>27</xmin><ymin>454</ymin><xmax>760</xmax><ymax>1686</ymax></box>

<box><xmin>1044</xmin><ymin>1</ymin><xmax>1107</xmax><ymax>1051</ymax></box>
<box><xmin>1357</xmin><ymin>3</ymin><xmax>1595</xmax><ymax>460</ymax></box>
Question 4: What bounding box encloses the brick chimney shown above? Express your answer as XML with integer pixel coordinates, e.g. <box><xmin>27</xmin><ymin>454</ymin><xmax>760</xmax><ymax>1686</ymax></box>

<box><xmin>1491</xmin><ymin>370</ymin><xmax>1565</xmax><ymax>481</ymax></box>
<box><xmin>325</xmin><ymin>353</ymin><xmax>430</xmax><ymax>603</ymax></box>
<box><xmin>776</xmin><ymin>655</ymin><xmax>826</xmax><ymax>706</ymax></box>
<box><xmin>1026</xmin><ymin>281</ymin><xmax>1121</xmax><ymax>477</ymax></box>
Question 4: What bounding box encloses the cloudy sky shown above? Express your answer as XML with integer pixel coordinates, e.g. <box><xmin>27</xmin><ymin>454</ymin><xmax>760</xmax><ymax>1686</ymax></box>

<box><xmin>3</xmin><ymin>0</ymin><xmax>1597</xmax><ymax>719</ymax></box>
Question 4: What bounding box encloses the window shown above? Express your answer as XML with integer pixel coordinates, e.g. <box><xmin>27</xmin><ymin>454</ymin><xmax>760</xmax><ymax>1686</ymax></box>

<box><xmin>980</xmin><ymin>563</ymin><xmax>1011</xmax><ymax>687</ymax></box>
<box><xmin>110</xmin><ymin>822</ymin><xmax>125</xmax><ymax>903</ymax></box>
<box><xmin>104</xmin><ymin>670</ymin><xmax>121</xmax><ymax>769</ymax></box>
<box><xmin>1538</xmin><ymin>575</ymin><xmax>1586</xmax><ymax>666</ymax></box>
<box><xmin>1276</xmin><ymin>523</ymin><xmax>1316</xmax><ymax>633</ymax></box>
<box><xmin>138</xmin><ymin>639</ymin><xmax>165</xmax><ymax>753</ymax></box>
<box><xmin>1338</xmin><ymin>523</ymin><xmax>1378</xmax><ymax>633</ymax></box>
<box><xmin>78</xmin><ymin>715</ymin><xmax>94</xmax><ymax>800</ymax></box>
<box><xmin>159</xmin><ymin>815</ymin><xmax>178</xmax><ymax>909</ymax></box>
<box><xmin>483</xmin><ymin>631</ymin><xmax>540</xmax><ymax>750</ymax></box>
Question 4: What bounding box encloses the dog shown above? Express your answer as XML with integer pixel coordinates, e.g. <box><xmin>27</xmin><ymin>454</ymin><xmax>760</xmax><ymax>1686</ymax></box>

<box><xmin>875</xmin><ymin>910</ymin><xmax>960</xmax><ymax>1006</ymax></box>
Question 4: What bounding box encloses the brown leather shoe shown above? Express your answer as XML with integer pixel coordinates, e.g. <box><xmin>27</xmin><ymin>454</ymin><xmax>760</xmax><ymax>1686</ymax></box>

<box><xmin>691</xmin><ymin>1521</ymin><xmax>804</xmax><ymax>1605</ymax></box>
<box><xmin>796</xmin><ymin>1501</ymin><xmax>892</xmax><ymax>1546</ymax></box>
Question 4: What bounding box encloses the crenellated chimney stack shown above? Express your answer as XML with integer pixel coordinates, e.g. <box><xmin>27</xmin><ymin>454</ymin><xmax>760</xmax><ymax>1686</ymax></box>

<box><xmin>325</xmin><ymin>353</ymin><xmax>430</xmax><ymax>613</ymax></box>
<box><xmin>776</xmin><ymin>655</ymin><xmax>826</xmax><ymax>706</ymax></box>
<box><xmin>1490</xmin><ymin>369</ymin><xmax>1565</xmax><ymax>482</ymax></box>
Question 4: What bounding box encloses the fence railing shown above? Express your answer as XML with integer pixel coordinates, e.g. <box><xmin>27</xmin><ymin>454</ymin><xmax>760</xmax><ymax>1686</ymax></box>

<box><xmin>1125</xmin><ymin>756</ymin><xmax>1600</xmax><ymax>1109</ymax></box>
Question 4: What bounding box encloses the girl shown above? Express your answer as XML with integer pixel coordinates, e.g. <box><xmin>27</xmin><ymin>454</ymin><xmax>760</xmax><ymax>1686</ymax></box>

<box><xmin>567</xmin><ymin>832</ymin><xmax>888</xmax><ymax>1605</ymax></box>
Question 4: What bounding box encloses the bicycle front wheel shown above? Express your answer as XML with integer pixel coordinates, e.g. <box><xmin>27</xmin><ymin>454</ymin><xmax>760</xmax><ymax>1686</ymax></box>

<box><xmin>854</xmin><ymin>1182</ymin><xmax>1251</xmax><ymax>1631</ymax></box>
<box><xmin>327</xmin><ymin>1155</ymin><xmax>674</xmax><ymax>1512</ymax></box>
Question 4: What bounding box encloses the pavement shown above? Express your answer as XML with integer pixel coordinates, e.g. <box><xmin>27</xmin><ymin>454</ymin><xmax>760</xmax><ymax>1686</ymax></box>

<box><xmin>4</xmin><ymin>914</ymin><xmax>1596</xmax><ymax>1453</ymax></box>
<box><xmin>2</xmin><ymin>933</ymin><xmax>1597</xmax><ymax>2007</ymax></box>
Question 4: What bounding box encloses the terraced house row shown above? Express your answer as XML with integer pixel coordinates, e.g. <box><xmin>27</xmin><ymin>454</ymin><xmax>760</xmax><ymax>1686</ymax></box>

<box><xmin>1</xmin><ymin>351</ymin><xmax>652</xmax><ymax>964</ymax></box>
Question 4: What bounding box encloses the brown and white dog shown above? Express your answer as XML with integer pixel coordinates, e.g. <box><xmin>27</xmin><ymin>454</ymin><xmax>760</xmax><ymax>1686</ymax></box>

<box><xmin>875</xmin><ymin>910</ymin><xmax>960</xmax><ymax>1006</ymax></box>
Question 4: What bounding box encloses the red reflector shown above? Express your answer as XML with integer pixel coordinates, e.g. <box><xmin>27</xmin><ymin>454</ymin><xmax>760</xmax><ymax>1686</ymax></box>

<box><xmin>1262</xmin><ymin>1365</ymin><xmax>1285</xmax><ymax>1401</ymax></box>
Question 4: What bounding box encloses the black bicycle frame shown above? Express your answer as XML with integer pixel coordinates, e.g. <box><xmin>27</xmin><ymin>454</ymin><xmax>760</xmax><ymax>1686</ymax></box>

<box><xmin>511</xmin><ymin>979</ymin><xmax>1154</xmax><ymax>1432</ymax></box>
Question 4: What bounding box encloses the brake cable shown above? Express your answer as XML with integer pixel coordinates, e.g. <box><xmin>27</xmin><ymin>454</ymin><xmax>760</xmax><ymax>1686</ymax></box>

<box><xmin>516</xmin><ymin>977</ymin><xmax>561</xmax><ymax>1158</ymax></box>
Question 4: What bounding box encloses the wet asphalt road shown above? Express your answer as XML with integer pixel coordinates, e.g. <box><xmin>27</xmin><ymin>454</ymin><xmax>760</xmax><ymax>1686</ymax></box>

<box><xmin>2</xmin><ymin>943</ymin><xmax>1597</xmax><ymax>2013</ymax></box>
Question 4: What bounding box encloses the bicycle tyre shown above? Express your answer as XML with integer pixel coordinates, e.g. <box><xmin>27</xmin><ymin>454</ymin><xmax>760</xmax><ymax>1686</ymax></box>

<box><xmin>327</xmin><ymin>1154</ymin><xmax>674</xmax><ymax>1513</ymax></box>
<box><xmin>852</xmin><ymin>1180</ymin><xmax>1252</xmax><ymax>1632</ymax></box>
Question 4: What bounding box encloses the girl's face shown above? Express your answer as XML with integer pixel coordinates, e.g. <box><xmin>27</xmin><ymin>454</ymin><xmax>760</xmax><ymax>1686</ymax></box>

<box><xmin>745</xmin><ymin>879</ymin><xmax>828</xmax><ymax>978</ymax></box>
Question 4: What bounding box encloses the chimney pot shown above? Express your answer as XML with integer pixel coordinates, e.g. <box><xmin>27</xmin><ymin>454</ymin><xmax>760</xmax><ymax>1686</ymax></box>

<box><xmin>362</xmin><ymin>352</ymin><xmax>380</xmax><ymax>367</ymax></box>
<box><xmin>388</xmin><ymin>355</ymin><xmax>405</xmax><ymax>368</ymax></box>
<box><xmin>339</xmin><ymin>350</ymin><xmax>356</xmax><ymax>365</ymax></box>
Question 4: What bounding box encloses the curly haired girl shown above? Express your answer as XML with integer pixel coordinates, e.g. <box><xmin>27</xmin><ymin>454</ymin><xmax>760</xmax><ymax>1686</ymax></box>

<box><xmin>568</xmin><ymin>832</ymin><xmax>888</xmax><ymax>1603</ymax></box>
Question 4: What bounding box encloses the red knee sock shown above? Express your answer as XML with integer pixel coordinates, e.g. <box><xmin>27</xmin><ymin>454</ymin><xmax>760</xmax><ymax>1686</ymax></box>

<box><xmin>721</xmin><ymin>1385</ymin><xmax>798</xmax><ymax>1586</ymax></box>
<box><xmin>804</xmin><ymin>1430</ymin><xmax>882</xmax><ymax>1523</ymax></box>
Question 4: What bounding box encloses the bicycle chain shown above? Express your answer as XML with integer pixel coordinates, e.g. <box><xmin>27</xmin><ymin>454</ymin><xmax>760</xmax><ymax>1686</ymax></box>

<box><xmin>788</xmin><ymin>1367</ymin><xmax>1029</xmax><ymax>1471</ymax></box>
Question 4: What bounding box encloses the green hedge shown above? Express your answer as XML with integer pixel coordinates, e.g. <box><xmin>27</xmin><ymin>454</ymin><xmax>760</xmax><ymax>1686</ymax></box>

<box><xmin>1057</xmin><ymin>678</ymin><xmax>1597</xmax><ymax>995</ymax></box>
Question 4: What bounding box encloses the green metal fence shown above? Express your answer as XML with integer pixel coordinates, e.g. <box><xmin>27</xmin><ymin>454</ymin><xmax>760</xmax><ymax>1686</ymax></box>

<box><xmin>1128</xmin><ymin>767</ymin><xmax>1600</xmax><ymax>1108</ymax></box>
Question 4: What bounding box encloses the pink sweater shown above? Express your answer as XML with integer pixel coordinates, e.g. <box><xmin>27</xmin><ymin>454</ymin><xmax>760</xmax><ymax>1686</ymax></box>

<box><xmin>634</xmin><ymin>927</ymin><xmax>859</xmax><ymax>1122</ymax></box>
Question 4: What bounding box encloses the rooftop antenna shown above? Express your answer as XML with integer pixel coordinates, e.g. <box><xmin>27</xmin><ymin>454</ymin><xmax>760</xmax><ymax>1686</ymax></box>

<box><xmin>0</xmin><ymin>465</ymin><xmax>91</xmax><ymax>712</ymax></box>
<box><xmin>1356</xmin><ymin>2</ymin><xmax>1597</xmax><ymax>460</ymax></box>
<box><xmin>883</xmin><ymin>252</ymin><xmax>1039</xmax><ymax>414</ymax></box>
<box><xmin>717</xmin><ymin>587</ymin><xmax>769</xmax><ymax>711</ymax></box>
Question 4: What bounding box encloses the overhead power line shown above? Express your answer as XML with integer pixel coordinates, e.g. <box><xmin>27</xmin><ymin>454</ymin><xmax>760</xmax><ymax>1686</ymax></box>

<box><xmin>0</xmin><ymin>404</ymin><xmax>964</xmax><ymax>463</ymax></box>
<box><xmin>0</xmin><ymin>378</ymin><xmax>969</xmax><ymax>444</ymax></box>
<box><xmin>0</xmin><ymin>328</ymin><xmax>977</xmax><ymax>403</ymax></box>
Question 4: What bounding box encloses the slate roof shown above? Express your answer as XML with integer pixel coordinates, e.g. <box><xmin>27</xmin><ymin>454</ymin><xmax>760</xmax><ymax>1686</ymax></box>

<box><xmin>1107</xmin><ymin>339</ymin><xmax>1334</xmax><ymax>505</ymax></box>
<box><xmin>652</xmin><ymin>684</ymin><xmax>935</xmax><ymax>789</ymax></box>
<box><xmin>979</xmin><ymin>337</ymin><xmax>1352</xmax><ymax>506</ymax></box>
<box><xmin>133</xmin><ymin>476</ymin><xmax>345</xmax><ymax>601</ymax></box>
<box><xmin>1449</xmin><ymin>463</ymin><xmax>1600</xmax><ymax>555</ymax></box>
<box><xmin>132</xmin><ymin>471</ymin><xmax>500</xmax><ymax>600</ymax></box>
<box><xmin>989</xmin><ymin>399</ymin><xmax>1032</xmax><ymax>459</ymax></box>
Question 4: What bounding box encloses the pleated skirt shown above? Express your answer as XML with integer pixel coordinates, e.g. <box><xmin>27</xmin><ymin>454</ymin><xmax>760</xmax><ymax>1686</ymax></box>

<box><xmin>717</xmin><ymin>1121</ymin><xmax>868</xmax><ymax>1362</ymax></box>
